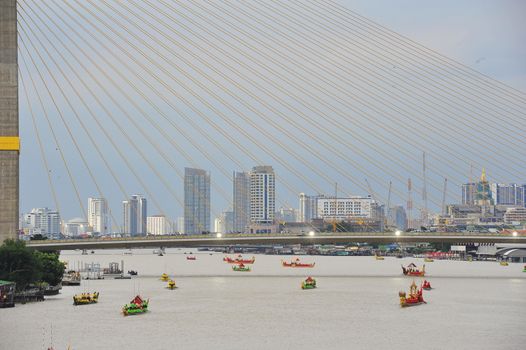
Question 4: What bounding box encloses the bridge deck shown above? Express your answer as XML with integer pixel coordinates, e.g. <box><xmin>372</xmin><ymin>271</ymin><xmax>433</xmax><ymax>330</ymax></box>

<box><xmin>26</xmin><ymin>232</ymin><xmax>526</xmax><ymax>250</ymax></box>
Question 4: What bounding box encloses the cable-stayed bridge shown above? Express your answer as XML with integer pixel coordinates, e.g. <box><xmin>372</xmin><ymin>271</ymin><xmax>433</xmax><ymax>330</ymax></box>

<box><xmin>26</xmin><ymin>232</ymin><xmax>526</xmax><ymax>251</ymax></box>
<box><xmin>1</xmin><ymin>1</ymin><xmax>525</xmax><ymax>243</ymax></box>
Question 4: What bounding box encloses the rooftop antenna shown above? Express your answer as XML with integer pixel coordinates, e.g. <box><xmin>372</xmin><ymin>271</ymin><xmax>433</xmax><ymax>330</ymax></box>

<box><xmin>407</xmin><ymin>178</ymin><xmax>413</xmax><ymax>230</ymax></box>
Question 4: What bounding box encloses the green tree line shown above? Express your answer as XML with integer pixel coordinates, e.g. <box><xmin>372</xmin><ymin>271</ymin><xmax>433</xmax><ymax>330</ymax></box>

<box><xmin>0</xmin><ymin>239</ymin><xmax>64</xmax><ymax>291</ymax></box>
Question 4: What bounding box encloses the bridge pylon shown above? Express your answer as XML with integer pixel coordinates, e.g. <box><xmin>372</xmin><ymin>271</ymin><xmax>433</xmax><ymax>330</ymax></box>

<box><xmin>0</xmin><ymin>0</ymin><xmax>19</xmax><ymax>243</ymax></box>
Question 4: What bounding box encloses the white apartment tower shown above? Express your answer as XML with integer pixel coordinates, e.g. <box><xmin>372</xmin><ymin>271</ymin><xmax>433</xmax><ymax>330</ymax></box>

<box><xmin>88</xmin><ymin>197</ymin><xmax>110</xmax><ymax>234</ymax></box>
<box><xmin>147</xmin><ymin>215</ymin><xmax>171</xmax><ymax>235</ymax></box>
<box><xmin>250</xmin><ymin>166</ymin><xmax>275</xmax><ymax>224</ymax></box>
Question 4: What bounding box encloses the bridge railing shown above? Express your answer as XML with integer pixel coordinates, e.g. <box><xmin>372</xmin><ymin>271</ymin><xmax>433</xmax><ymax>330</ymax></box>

<box><xmin>27</xmin><ymin>230</ymin><xmax>524</xmax><ymax>245</ymax></box>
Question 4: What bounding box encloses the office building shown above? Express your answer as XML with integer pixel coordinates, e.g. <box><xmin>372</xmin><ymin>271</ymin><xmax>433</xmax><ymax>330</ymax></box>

<box><xmin>461</xmin><ymin>183</ymin><xmax>476</xmax><ymax>206</ymax></box>
<box><xmin>490</xmin><ymin>183</ymin><xmax>525</xmax><ymax>206</ymax></box>
<box><xmin>504</xmin><ymin>207</ymin><xmax>526</xmax><ymax>224</ymax></box>
<box><xmin>22</xmin><ymin>208</ymin><xmax>61</xmax><ymax>239</ymax></box>
<box><xmin>123</xmin><ymin>194</ymin><xmax>147</xmax><ymax>236</ymax></box>
<box><xmin>233</xmin><ymin>171</ymin><xmax>250</xmax><ymax>232</ymax></box>
<box><xmin>147</xmin><ymin>215</ymin><xmax>171</xmax><ymax>235</ymax></box>
<box><xmin>389</xmin><ymin>206</ymin><xmax>408</xmax><ymax>231</ymax></box>
<box><xmin>250</xmin><ymin>166</ymin><xmax>275</xmax><ymax>224</ymax></box>
<box><xmin>316</xmin><ymin>196</ymin><xmax>375</xmax><ymax>221</ymax></box>
<box><xmin>298</xmin><ymin>193</ymin><xmax>319</xmax><ymax>223</ymax></box>
<box><xmin>63</xmin><ymin>218</ymin><xmax>90</xmax><ymax>237</ymax></box>
<box><xmin>88</xmin><ymin>197</ymin><xmax>110</xmax><ymax>234</ymax></box>
<box><xmin>184</xmin><ymin>168</ymin><xmax>210</xmax><ymax>234</ymax></box>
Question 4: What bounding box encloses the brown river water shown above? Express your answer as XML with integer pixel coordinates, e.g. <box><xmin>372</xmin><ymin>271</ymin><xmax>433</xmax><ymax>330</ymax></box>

<box><xmin>1</xmin><ymin>249</ymin><xmax>524</xmax><ymax>349</ymax></box>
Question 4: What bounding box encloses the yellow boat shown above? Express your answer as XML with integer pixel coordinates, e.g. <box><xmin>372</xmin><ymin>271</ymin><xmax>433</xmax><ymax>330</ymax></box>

<box><xmin>424</xmin><ymin>258</ymin><xmax>434</xmax><ymax>263</ymax></box>
<box><xmin>73</xmin><ymin>292</ymin><xmax>99</xmax><ymax>305</ymax></box>
<box><xmin>500</xmin><ymin>261</ymin><xmax>509</xmax><ymax>266</ymax></box>
<box><xmin>375</xmin><ymin>255</ymin><xmax>384</xmax><ymax>260</ymax></box>
<box><xmin>167</xmin><ymin>279</ymin><xmax>177</xmax><ymax>290</ymax></box>
<box><xmin>160</xmin><ymin>273</ymin><xmax>169</xmax><ymax>281</ymax></box>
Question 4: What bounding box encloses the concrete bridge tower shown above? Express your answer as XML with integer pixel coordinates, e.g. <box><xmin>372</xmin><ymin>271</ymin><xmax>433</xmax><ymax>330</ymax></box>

<box><xmin>0</xmin><ymin>0</ymin><xmax>19</xmax><ymax>242</ymax></box>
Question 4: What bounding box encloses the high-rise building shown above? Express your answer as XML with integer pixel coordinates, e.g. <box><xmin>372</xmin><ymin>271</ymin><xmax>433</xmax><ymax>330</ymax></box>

<box><xmin>461</xmin><ymin>183</ymin><xmax>476</xmax><ymax>206</ymax></box>
<box><xmin>123</xmin><ymin>194</ymin><xmax>147</xmax><ymax>236</ymax></box>
<box><xmin>389</xmin><ymin>206</ymin><xmax>408</xmax><ymax>231</ymax></box>
<box><xmin>233</xmin><ymin>171</ymin><xmax>250</xmax><ymax>233</ymax></box>
<box><xmin>88</xmin><ymin>197</ymin><xmax>110</xmax><ymax>234</ymax></box>
<box><xmin>250</xmin><ymin>166</ymin><xmax>275</xmax><ymax>224</ymax></box>
<box><xmin>184</xmin><ymin>168</ymin><xmax>210</xmax><ymax>234</ymax></box>
<box><xmin>147</xmin><ymin>215</ymin><xmax>171</xmax><ymax>235</ymax></box>
<box><xmin>490</xmin><ymin>183</ymin><xmax>524</xmax><ymax>206</ymax></box>
<box><xmin>298</xmin><ymin>193</ymin><xmax>318</xmax><ymax>223</ymax></box>
<box><xmin>22</xmin><ymin>208</ymin><xmax>61</xmax><ymax>239</ymax></box>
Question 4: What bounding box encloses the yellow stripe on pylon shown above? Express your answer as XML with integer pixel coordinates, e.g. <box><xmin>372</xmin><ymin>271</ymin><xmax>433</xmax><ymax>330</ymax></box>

<box><xmin>0</xmin><ymin>136</ymin><xmax>20</xmax><ymax>151</ymax></box>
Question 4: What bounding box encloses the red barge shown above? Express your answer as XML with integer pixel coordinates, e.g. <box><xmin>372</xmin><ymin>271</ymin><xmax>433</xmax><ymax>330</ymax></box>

<box><xmin>402</xmin><ymin>263</ymin><xmax>425</xmax><ymax>276</ymax></box>
<box><xmin>399</xmin><ymin>281</ymin><xmax>426</xmax><ymax>307</ymax></box>
<box><xmin>282</xmin><ymin>258</ymin><xmax>315</xmax><ymax>268</ymax></box>
<box><xmin>223</xmin><ymin>255</ymin><xmax>255</xmax><ymax>264</ymax></box>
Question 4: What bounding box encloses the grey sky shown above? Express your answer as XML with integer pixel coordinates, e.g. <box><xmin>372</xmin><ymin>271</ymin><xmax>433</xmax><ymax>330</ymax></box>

<box><xmin>18</xmin><ymin>0</ymin><xmax>526</xmax><ymax>226</ymax></box>
<box><xmin>340</xmin><ymin>0</ymin><xmax>526</xmax><ymax>90</ymax></box>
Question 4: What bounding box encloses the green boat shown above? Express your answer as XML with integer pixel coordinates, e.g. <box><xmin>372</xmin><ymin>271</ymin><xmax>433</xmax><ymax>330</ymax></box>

<box><xmin>232</xmin><ymin>264</ymin><xmax>251</xmax><ymax>272</ymax></box>
<box><xmin>122</xmin><ymin>295</ymin><xmax>148</xmax><ymax>316</ymax></box>
<box><xmin>301</xmin><ymin>277</ymin><xmax>317</xmax><ymax>289</ymax></box>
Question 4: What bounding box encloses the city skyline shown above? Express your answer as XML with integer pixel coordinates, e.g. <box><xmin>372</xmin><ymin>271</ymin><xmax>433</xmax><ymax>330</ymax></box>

<box><xmin>18</xmin><ymin>170</ymin><xmax>526</xmax><ymax>237</ymax></box>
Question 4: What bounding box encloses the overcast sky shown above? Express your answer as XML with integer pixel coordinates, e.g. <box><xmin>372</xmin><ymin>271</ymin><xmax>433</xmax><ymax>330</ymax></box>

<box><xmin>18</xmin><ymin>0</ymin><xmax>526</xmax><ymax>225</ymax></box>
<box><xmin>340</xmin><ymin>0</ymin><xmax>526</xmax><ymax>90</ymax></box>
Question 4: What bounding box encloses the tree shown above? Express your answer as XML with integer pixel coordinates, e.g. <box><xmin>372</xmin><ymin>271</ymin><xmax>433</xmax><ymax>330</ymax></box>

<box><xmin>0</xmin><ymin>240</ymin><xmax>65</xmax><ymax>291</ymax></box>
<box><xmin>34</xmin><ymin>251</ymin><xmax>65</xmax><ymax>286</ymax></box>
<box><xmin>0</xmin><ymin>239</ymin><xmax>42</xmax><ymax>290</ymax></box>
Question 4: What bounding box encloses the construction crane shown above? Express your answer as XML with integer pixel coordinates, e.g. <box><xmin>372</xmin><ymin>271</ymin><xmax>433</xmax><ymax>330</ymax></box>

<box><xmin>422</xmin><ymin>152</ymin><xmax>428</xmax><ymax>228</ymax></box>
<box><xmin>385</xmin><ymin>181</ymin><xmax>392</xmax><ymax>230</ymax></box>
<box><xmin>442</xmin><ymin>178</ymin><xmax>448</xmax><ymax>216</ymax></box>
<box><xmin>365</xmin><ymin>178</ymin><xmax>377</xmax><ymax>201</ymax></box>
<box><xmin>407</xmin><ymin>178</ymin><xmax>413</xmax><ymax>230</ymax></box>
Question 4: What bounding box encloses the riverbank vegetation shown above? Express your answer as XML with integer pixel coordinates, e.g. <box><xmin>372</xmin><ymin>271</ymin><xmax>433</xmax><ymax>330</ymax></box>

<box><xmin>0</xmin><ymin>239</ymin><xmax>64</xmax><ymax>290</ymax></box>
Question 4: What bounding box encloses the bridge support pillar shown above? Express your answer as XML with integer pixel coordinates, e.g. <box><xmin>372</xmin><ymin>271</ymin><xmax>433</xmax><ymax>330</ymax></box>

<box><xmin>0</xmin><ymin>0</ymin><xmax>19</xmax><ymax>243</ymax></box>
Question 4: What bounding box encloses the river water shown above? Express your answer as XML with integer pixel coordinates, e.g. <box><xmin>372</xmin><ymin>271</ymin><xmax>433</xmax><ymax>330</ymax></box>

<box><xmin>1</xmin><ymin>249</ymin><xmax>525</xmax><ymax>349</ymax></box>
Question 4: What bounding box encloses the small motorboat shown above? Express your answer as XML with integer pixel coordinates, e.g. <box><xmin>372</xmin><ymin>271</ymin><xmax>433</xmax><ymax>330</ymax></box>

<box><xmin>301</xmin><ymin>277</ymin><xmax>317</xmax><ymax>290</ymax></box>
<box><xmin>167</xmin><ymin>279</ymin><xmax>177</xmax><ymax>290</ymax></box>
<box><xmin>128</xmin><ymin>270</ymin><xmax>138</xmax><ymax>276</ymax></box>
<box><xmin>402</xmin><ymin>263</ymin><xmax>425</xmax><ymax>276</ymax></box>
<box><xmin>500</xmin><ymin>261</ymin><xmax>509</xmax><ymax>266</ymax></box>
<box><xmin>375</xmin><ymin>255</ymin><xmax>385</xmax><ymax>260</ymax></box>
<box><xmin>73</xmin><ymin>292</ymin><xmax>99</xmax><ymax>305</ymax></box>
<box><xmin>122</xmin><ymin>295</ymin><xmax>149</xmax><ymax>316</ymax></box>
<box><xmin>399</xmin><ymin>281</ymin><xmax>426</xmax><ymax>307</ymax></box>
<box><xmin>223</xmin><ymin>255</ymin><xmax>255</xmax><ymax>264</ymax></box>
<box><xmin>186</xmin><ymin>256</ymin><xmax>196</xmax><ymax>261</ymax></box>
<box><xmin>282</xmin><ymin>258</ymin><xmax>315</xmax><ymax>268</ymax></box>
<box><xmin>424</xmin><ymin>258</ymin><xmax>434</xmax><ymax>263</ymax></box>
<box><xmin>422</xmin><ymin>280</ymin><xmax>432</xmax><ymax>290</ymax></box>
<box><xmin>160</xmin><ymin>273</ymin><xmax>169</xmax><ymax>281</ymax></box>
<box><xmin>232</xmin><ymin>263</ymin><xmax>251</xmax><ymax>272</ymax></box>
